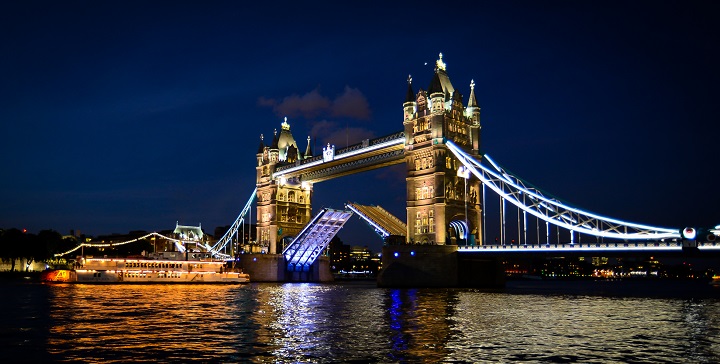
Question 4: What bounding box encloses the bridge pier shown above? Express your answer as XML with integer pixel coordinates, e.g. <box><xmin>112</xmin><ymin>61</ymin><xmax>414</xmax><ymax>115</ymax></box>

<box><xmin>238</xmin><ymin>254</ymin><xmax>333</xmax><ymax>283</ymax></box>
<box><xmin>377</xmin><ymin>245</ymin><xmax>505</xmax><ymax>288</ymax></box>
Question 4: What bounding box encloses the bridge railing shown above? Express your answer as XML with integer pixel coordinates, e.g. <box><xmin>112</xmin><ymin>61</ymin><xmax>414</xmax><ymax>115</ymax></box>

<box><xmin>457</xmin><ymin>241</ymin><xmax>720</xmax><ymax>252</ymax></box>
<box><xmin>273</xmin><ymin>131</ymin><xmax>404</xmax><ymax>176</ymax></box>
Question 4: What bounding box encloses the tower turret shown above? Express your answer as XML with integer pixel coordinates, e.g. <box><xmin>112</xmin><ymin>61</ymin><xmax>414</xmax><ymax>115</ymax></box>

<box><xmin>428</xmin><ymin>72</ymin><xmax>445</xmax><ymax>114</ymax></box>
<box><xmin>403</xmin><ymin>75</ymin><xmax>417</xmax><ymax>121</ymax></box>
<box><xmin>276</xmin><ymin>117</ymin><xmax>299</xmax><ymax>162</ymax></box>
<box><xmin>269</xmin><ymin>128</ymin><xmax>280</xmax><ymax>164</ymax></box>
<box><xmin>404</xmin><ymin>53</ymin><xmax>482</xmax><ymax>246</ymax></box>
<box><xmin>466</xmin><ymin>79</ymin><xmax>481</xmax><ymax>153</ymax></box>
<box><xmin>466</xmin><ymin>79</ymin><xmax>480</xmax><ymax>123</ymax></box>
<box><xmin>304</xmin><ymin>136</ymin><xmax>312</xmax><ymax>159</ymax></box>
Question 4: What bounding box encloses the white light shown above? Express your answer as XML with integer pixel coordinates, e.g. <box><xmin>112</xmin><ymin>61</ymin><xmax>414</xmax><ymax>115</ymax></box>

<box><xmin>457</xmin><ymin>166</ymin><xmax>470</xmax><ymax>179</ymax></box>
<box><xmin>682</xmin><ymin>227</ymin><xmax>697</xmax><ymax>240</ymax></box>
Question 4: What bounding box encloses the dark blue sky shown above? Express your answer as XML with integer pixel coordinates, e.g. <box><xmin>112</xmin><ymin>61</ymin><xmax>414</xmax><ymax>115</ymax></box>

<box><xmin>2</xmin><ymin>1</ymin><xmax>718</xmax><ymax>251</ymax></box>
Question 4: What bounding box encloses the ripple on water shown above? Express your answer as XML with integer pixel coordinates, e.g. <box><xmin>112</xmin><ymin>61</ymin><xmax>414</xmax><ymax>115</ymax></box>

<box><xmin>1</xmin><ymin>281</ymin><xmax>719</xmax><ymax>363</ymax></box>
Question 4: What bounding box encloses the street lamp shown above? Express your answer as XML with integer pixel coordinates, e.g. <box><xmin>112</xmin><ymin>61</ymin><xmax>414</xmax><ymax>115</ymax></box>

<box><xmin>457</xmin><ymin>166</ymin><xmax>470</xmax><ymax>245</ymax></box>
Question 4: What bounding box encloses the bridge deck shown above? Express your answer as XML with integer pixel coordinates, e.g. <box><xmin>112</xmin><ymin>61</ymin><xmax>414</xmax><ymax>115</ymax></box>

<box><xmin>457</xmin><ymin>241</ymin><xmax>720</xmax><ymax>254</ymax></box>
<box><xmin>283</xmin><ymin>208</ymin><xmax>353</xmax><ymax>272</ymax></box>
<box><xmin>346</xmin><ymin>203</ymin><xmax>406</xmax><ymax>238</ymax></box>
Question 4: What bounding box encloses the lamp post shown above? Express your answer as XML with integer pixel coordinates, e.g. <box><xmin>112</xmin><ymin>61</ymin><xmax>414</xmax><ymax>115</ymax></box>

<box><xmin>457</xmin><ymin>166</ymin><xmax>470</xmax><ymax>245</ymax></box>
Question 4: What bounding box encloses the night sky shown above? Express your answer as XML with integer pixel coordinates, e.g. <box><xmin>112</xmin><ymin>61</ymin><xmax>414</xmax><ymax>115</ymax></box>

<box><xmin>2</xmin><ymin>1</ymin><xmax>718</xmax><ymax>252</ymax></box>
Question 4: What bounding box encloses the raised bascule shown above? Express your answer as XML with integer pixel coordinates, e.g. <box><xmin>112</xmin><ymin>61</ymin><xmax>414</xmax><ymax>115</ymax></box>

<box><xmin>207</xmin><ymin>53</ymin><xmax>718</xmax><ymax>286</ymax></box>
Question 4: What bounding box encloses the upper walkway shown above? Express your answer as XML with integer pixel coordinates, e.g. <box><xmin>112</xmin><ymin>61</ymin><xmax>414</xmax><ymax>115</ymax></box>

<box><xmin>273</xmin><ymin>132</ymin><xmax>405</xmax><ymax>183</ymax></box>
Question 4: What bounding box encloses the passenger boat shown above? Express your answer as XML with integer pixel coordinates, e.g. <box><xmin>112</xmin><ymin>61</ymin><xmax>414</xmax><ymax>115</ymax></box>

<box><xmin>710</xmin><ymin>275</ymin><xmax>720</xmax><ymax>286</ymax></box>
<box><xmin>42</xmin><ymin>252</ymin><xmax>249</xmax><ymax>284</ymax></box>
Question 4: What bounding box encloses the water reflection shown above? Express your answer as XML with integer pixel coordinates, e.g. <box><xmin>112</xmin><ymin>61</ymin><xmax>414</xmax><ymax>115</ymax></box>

<box><xmin>47</xmin><ymin>284</ymin><xmax>253</xmax><ymax>362</ymax></box>
<box><xmin>1</xmin><ymin>281</ymin><xmax>717</xmax><ymax>362</ymax></box>
<box><xmin>384</xmin><ymin>288</ymin><xmax>458</xmax><ymax>362</ymax></box>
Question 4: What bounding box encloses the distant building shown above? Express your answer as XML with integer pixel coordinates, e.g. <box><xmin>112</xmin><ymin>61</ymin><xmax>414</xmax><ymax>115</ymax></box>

<box><xmin>173</xmin><ymin>222</ymin><xmax>207</xmax><ymax>252</ymax></box>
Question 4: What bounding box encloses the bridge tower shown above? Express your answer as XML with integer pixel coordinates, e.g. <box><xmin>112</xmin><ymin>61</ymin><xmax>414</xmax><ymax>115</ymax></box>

<box><xmin>403</xmin><ymin>54</ymin><xmax>483</xmax><ymax>245</ymax></box>
<box><xmin>255</xmin><ymin>118</ymin><xmax>314</xmax><ymax>254</ymax></box>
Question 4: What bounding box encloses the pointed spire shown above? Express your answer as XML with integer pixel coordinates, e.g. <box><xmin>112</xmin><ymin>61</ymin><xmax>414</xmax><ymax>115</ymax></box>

<box><xmin>435</xmin><ymin>52</ymin><xmax>446</xmax><ymax>72</ymax></box>
<box><xmin>281</xmin><ymin>116</ymin><xmax>290</xmax><ymax>130</ymax></box>
<box><xmin>468</xmin><ymin>79</ymin><xmax>478</xmax><ymax>108</ymax></box>
<box><xmin>305</xmin><ymin>136</ymin><xmax>312</xmax><ymax>158</ymax></box>
<box><xmin>257</xmin><ymin>134</ymin><xmax>265</xmax><ymax>154</ymax></box>
<box><xmin>405</xmin><ymin>74</ymin><xmax>415</xmax><ymax>103</ymax></box>
<box><xmin>428</xmin><ymin>71</ymin><xmax>443</xmax><ymax>96</ymax></box>
<box><xmin>271</xmin><ymin>129</ymin><xmax>279</xmax><ymax>149</ymax></box>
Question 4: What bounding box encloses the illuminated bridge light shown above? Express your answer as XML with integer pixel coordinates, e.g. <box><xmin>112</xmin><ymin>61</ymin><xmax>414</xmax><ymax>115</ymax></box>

<box><xmin>444</xmin><ymin>140</ymin><xmax>681</xmax><ymax>241</ymax></box>
<box><xmin>682</xmin><ymin>227</ymin><xmax>697</xmax><ymax>240</ymax></box>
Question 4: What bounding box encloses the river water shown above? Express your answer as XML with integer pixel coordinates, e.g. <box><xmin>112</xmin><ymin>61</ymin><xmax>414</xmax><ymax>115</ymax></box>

<box><xmin>3</xmin><ymin>280</ymin><xmax>720</xmax><ymax>363</ymax></box>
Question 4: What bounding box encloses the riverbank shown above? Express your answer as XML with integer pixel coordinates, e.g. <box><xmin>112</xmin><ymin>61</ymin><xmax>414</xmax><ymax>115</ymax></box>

<box><xmin>0</xmin><ymin>271</ymin><xmax>42</xmax><ymax>282</ymax></box>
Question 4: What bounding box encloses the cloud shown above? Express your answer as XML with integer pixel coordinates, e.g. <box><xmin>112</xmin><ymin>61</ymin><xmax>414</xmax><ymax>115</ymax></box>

<box><xmin>331</xmin><ymin>86</ymin><xmax>371</xmax><ymax>120</ymax></box>
<box><xmin>305</xmin><ymin>119</ymin><xmax>377</xmax><ymax>149</ymax></box>
<box><xmin>258</xmin><ymin>86</ymin><xmax>371</xmax><ymax>121</ymax></box>
<box><xmin>308</xmin><ymin>119</ymin><xmax>338</xmax><ymax>140</ymax></box>
<box><xmin>256</xmin><ymin>96</ymin><xmax>276</xmax><ymax>108</ymax></box>
<box><xmin>264</xmin><ymin>89</ymin><xmax>331</xmax><ymax>119</ymax></box>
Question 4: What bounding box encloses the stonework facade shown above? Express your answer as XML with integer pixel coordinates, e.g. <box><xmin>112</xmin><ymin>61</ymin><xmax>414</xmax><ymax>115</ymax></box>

<box><xmin>256</xmin><ymin>120</ymin><xmax>314</xmax><ymax>254</ymax></box>
<box><xmin>255</xmin><ymin>54</ymin><xmax>484</xmax><ymax>252</ymax></box>
<box><xmin>403</xmin><ymin>54</ymin><xmax>483</xmax><ymax>245</ymax></box>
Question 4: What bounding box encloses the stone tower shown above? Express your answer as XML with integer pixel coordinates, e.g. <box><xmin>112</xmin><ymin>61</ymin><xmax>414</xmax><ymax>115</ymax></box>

<box><xmin>403</xmin><ymin>53</ymin><xmax>483</xmax><ymax>245</ymax></box>
<box><xmin>255</xmin><ymin>118</ymin><xmax>314</xmax><ymax>254</ymax></box>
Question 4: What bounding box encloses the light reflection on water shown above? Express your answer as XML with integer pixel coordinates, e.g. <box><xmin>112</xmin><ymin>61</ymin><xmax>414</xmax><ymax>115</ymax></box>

<box><xmin>2</xmin><ymin>281</ymin><xmax>720</xmax><ymax>363</ymax></box>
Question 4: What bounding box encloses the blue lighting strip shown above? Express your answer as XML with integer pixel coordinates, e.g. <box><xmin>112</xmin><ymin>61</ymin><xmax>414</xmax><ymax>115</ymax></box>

<box><xmin>210</xmin><ymin>187</ymin><xmax>257</xmax><ymax>257</ymax></box>
<box><xmin>445</xmin><ymin>141</ymin><xmax>681</xmax><ymax>240</ymax></box>
<box><xmin>449</xmin><ymin>220</ymin><xmax>468</xmax><ymax>240</ymax></box>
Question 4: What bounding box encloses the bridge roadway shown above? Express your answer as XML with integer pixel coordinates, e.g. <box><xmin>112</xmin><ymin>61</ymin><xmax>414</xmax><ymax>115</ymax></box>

<box><xmin>346</xmin><ymin>202</ymin><xmax>407</xmax><ymax>238</ymax></box>
<box><xmin>456</xmin><ymin>241</ymin><xmax>720</xmax><ymax>257</ymax></box>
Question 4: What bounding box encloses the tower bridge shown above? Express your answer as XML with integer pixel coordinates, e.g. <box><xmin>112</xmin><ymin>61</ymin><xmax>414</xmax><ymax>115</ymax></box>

<box><xmin>206</xmin><ymin>53</ymin><xmax>717</xmax><ymax>286</ymax></box>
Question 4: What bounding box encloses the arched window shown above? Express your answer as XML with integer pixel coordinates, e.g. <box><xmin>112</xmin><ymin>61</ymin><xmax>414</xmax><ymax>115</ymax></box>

<box><xmin>416</xmin><ymin>212</ymin><xmax>421</xmax><ymax>234</ymax></box>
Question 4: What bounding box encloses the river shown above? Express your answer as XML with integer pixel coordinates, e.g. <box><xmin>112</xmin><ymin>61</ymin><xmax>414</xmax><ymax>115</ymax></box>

<box><xmin>3</xmin><ymin>280</ymin><xmax>720</xmax><ymax>363</ymax></box>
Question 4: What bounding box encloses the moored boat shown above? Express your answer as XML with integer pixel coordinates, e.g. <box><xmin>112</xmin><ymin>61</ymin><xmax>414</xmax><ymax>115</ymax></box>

<box><xmin>710</xmin><ymin>275</ymin><xmax>720</xmax><ymax>286</ymax></box>
<box><xmin>42</xmin><ymin>252</ymin><xmax>249</xmax><ymax>284</ymax></box>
